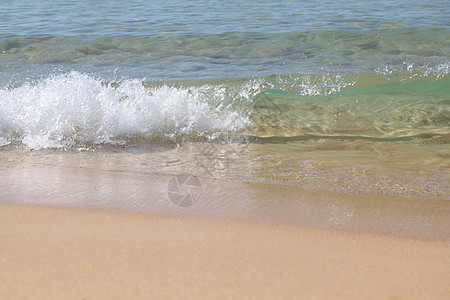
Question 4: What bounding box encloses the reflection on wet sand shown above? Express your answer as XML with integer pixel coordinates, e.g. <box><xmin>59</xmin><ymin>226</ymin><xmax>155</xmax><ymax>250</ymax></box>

<box><xmin>1</xmin><ymin>143</ymin><xmax>448</xmax><ymax>240</ymax></box>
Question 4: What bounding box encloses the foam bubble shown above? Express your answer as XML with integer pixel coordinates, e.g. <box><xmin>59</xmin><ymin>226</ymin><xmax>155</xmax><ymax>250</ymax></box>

<box><xmin>0</xmin><ymin>72</ymin><xmax>252</xmax><ymax>149</ymax></box>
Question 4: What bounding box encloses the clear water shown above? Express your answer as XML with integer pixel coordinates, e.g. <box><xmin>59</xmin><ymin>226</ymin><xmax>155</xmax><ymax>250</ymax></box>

<box><xmin>1</xmin><ymin>0</ymin><xmax>449</xmax><ymax>81</ymax></box>
<box><xmin>0</xmin><ymin>0</ymin><xmax>449</xmax><ymax>205</ymax></box>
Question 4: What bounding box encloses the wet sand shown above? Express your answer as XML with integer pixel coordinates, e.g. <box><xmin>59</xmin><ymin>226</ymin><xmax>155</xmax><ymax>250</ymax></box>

<box><xmin>0</xmin><ymin>202</ymin><xmax>449</xmax><ymax>299</ymax></box>
<box><xmin>1</xmin><ymin>155</ymin><xmax>449</xmax><ymax>240</ymax></box>
<box><xmin>1</xmin><ymin>149</ymin><xmax>449</xmax><ymax>298</ymax></box>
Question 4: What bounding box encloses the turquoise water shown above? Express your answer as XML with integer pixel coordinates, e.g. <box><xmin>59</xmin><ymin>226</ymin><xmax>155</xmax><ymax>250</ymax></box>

<box><xmin>1</xmin><ymin>0</ymin><xmax>449</xmax><ymax>82</ymax></box>
<box><xmin>0</xmin><ymin>2</ymin><xmax>448</xmax><ymax>170</ymax></box>
<box><xmin>0</xmin><ymin>0</ymin><xmax>449</xmax><ymax>148</ymax></box>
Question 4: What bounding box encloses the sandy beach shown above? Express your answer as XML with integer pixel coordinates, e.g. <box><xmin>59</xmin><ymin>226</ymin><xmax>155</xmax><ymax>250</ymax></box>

<box><xmin>0</xmin><ymin>202</ymin><xmax>449</xmax><ymax>299</ymax></box>
<box><xmin>1</xmin><ymin>153</ymin><xmax>449</xmax><ymax>298</ymax></box>
<box><xmin>1</xmin><ymin>0</ymin><xmax>449</xmax><ymax>298</ymax></box>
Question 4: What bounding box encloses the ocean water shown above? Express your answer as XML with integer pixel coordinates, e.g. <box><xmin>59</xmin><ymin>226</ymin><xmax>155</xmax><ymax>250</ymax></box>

<box><xmin>1</xmin><ymin>0</ymin><xmax>449</xmax><ymax>208</ymax></box>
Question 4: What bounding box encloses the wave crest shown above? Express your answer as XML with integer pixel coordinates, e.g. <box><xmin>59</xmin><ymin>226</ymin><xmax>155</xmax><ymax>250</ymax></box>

<box><xmin>0</xmin><ymin>72</ymin><xmax>252</xmax><ymax>149</ymax></box>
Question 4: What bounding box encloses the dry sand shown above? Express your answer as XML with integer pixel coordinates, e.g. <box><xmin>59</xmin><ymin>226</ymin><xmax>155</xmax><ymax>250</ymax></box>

<box><xmin>0</xmin><ymin>203</ymin><xmax>448</xmax><ymax>299</ymax></box>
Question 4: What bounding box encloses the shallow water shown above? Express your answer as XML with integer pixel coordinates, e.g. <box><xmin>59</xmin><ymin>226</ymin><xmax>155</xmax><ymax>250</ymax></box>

<box><xmin>1</xmin><ymin>148</ymin><xmax>449</xmax><ymax>240</ymax></box>
<box><xmin>0</xmin><ymin>0</ymin><xmax>449</xmax><ymax>232</ymax></box>
<box><xmin>1</xmin><ymin>0</ymin><xmax>449</xmax><ymax>82</ymax></box>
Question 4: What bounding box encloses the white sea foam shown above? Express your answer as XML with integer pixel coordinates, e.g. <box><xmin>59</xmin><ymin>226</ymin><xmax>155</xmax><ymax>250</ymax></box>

<box><xmin>0</xmin><ymin>72</ymin><xmax>252</xmax><ymax>149</ymax></box>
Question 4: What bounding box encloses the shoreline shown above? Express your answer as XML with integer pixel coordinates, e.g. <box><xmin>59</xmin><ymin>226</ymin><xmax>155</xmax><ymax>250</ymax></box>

<box><xmin>1</xmin><ymin>202</ymin><xmax>449</xmax><ymax>299</ymax></box>
<box><xmin>2</xmin><ymin>147</ymin><xmax>449</xmax><ymax>297</ymax></box>
<box><xmin>1</xmin><ymin>158</ymin><xmax>449</xmax><ymax>241</ymax></box>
